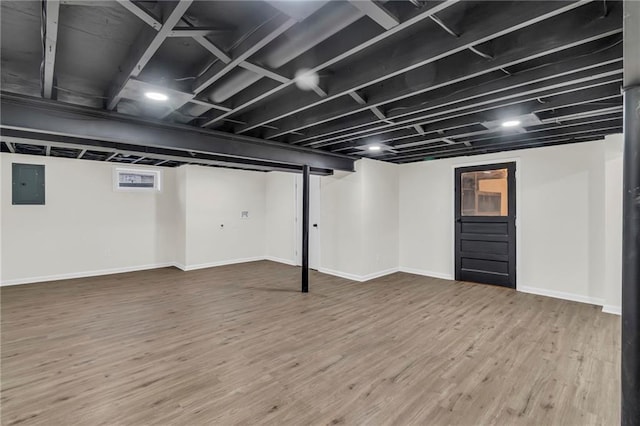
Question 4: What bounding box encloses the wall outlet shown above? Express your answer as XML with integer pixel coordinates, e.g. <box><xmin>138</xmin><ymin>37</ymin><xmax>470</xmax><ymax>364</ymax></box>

<box><xmin>241</xmin><ymin>211</ymin><xmax>249</xmax><ymax>219</ymax></box>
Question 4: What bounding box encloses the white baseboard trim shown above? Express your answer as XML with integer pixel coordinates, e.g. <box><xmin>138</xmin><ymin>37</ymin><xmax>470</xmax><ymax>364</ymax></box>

<box><xmin>317</xmin><ymin>267</ymin><xmax>399</xmax><ymax>282</ymax></box>
<box><xmin>0</xmin><ymin>262</ymin><xmax>176</xmax><ymax>286</ymax></box>
<box><xmin>602</xmin><ymin>305</ymin><xmax>621</xmax><ymax>315</ymax></box>
<box><xmin>361</xmin><ymin>267</ymin><xmax>400</xmax><ymax>281</ymax></box>
<box><xmin>518</xmin><ymin>285</ymin><xmax>605</xmax><ymax>307</ymax></box>
<box><xmin>318</xmin><ymin>267</ymin><xmax>363</xmax><ymax>281</ymax></box>
<box><xmin>179</xmin><ymin>256</ymin><xmax>265</xmax><ymax>271</ymax></box>
<box><xmin>1</xmin><ymin>256</ymin><xmax>296</xmax><ymax>286</ymax></box>
<box><xmin>264</xmin><ymin>256</ymin><xmax>298</xmax><ymax>267</ymax></box>
<box><xmin>398</xmin><ymin>267</ymin><xmax>454</xmax><ymax>281</ymax></box>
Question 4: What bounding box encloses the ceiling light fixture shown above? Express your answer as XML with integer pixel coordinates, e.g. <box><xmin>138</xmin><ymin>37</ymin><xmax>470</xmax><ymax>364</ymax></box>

<box><xmin>368</xmin><ymin>145</ymin><xmax>381</xmax><ymax>151</ymax></box>
<box><xmin>502</xmin><ymin>120</ymin><xmax>521</xmax><ymax>128</ymax></box>
<box><xmin>145</xmin><ymin>92</ymin><xmax>168</xmax><ymax>101</ymax></box>
<box><xmin>294</xmin><ymin>68</ymin><xmax>320</xmax><ymax>91</ymax></box>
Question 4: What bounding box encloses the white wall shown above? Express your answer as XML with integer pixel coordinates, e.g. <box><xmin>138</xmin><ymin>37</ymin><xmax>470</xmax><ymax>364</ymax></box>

<box><xmin>399</xmin><ymin>135</ymin><xmax>624</xmax><ymax>311</ymax></box>
<box><xmin>265</xmin><ymin>172</ymin><xmax>297</xmax><ymax>265</ymax></box>
<box><xmin>1</xmin><ymin>157</ymin><xmax>273</xmax><ymax>283</ymax></box>
<box><xmin>361</xmin><ymin>159</ymin><xmax>399</xmax><ymax>277</ymax></box>
<box><xmin>181</xmin><ymin>165</ymin><xmax>266</xmax><ymax>270</ymax></box>
<box><xmin>1</xmin><ymin>153</ymin><xmax>177</xmax><ymax>284</ymax></box>
<box><xmin>319</xmin><ymin>158</ymin><xmax>399</xmax><ymax>280</ymax></box>
<box><xmin>603</xmin><ymin>136</ymin><xmax>624</xmax><ymax>314</ymax></box>
<box><xmin>1</xmin><ymin>137</ymin><xmax>624</xmax><ymax>315</ymax></box>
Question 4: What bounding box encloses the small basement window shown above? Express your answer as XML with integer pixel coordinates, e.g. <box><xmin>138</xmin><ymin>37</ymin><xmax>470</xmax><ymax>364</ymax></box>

<box><xmin>114</xmin><ymin>168</ymin><xmax>161</xmax><ymax>192</ymax></box>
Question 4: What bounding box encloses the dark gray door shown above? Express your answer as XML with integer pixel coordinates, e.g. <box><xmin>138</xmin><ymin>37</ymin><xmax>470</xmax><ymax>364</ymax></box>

<box><xmin>455</xmin><ymin>162</ymin><xmax>516</xmax><ymax>288</ymax></box>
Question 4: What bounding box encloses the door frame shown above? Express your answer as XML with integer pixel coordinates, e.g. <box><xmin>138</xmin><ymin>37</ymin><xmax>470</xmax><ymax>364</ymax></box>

<box><xmin>450</xmin><ymin>157</ymin><xmax>521</xmax><ymax>290</ymax></box>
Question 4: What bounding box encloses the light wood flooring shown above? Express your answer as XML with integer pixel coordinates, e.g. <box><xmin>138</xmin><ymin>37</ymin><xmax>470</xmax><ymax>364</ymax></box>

<box><xmin>1</xmin><ymin>261</ymin><xmax>620</xmax><ymax>425</ymax></box>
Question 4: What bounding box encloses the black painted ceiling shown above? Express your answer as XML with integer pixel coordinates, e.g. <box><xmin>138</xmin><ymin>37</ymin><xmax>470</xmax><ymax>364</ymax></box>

<box><xmin>0</xmin><ymin>0</ymin><xmax>623</xmax><ymax>165</ymax></box>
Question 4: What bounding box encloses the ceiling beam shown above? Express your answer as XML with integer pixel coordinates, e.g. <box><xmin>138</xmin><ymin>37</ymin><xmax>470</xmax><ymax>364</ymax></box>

<box><xmin>322</xmin><ymin>77</ymin><xmax>623</xmax><ymax>153</ymax></box>
<box><xmin>0</xmin><ymin>93</ymin><xmax>355</xmax><ymax>172</ymax></box>
<box><xmin>232</xmin><ymin>0</ymin><xmax>591</xmax><ymax>134</ymax></box>
<box><xmin>115</xmin><ymin>0</ymin><xmax>162</xmax><ymax>29</ymax></box>
<box><xmin>238</xmin><ymin>62</ymin><xmax>290</xmax><ymax>84</ymax></box>
<box><xmin>337</xmin><ymin>99</ymin><xmax>622</xmax><ymax>156</ymax></box>
<box><xmin>395</xmin><ymin>111</ymin><xmax>624</xmax><ymax>154</ymax></box>
<box><xmin>192</xmin><ymin>35</ymin><xmax>231</xmax><ymax>63</ymax></box>
<box><xmin>2</xmin><ymin>133</ymin><xmax>335</xmax><ymax>175</ymax></box>
<box><xmin>107</xmin><ymin>0</ymin><xmax>193</xmax><ymax>110</ymax></box>
<box><xmin>429</xmin><ymin>14</ymin><xmax>459</xmax><ymax>38</ymax></box>
<box><xmin>188</xmin><ymin>98</ymin><xmax>231</xmax><ymax>112</ymax></box>
<box><xmin>393</xmin><ymin>125</ymin><xmax>621</xmax><ymax>162</ymax></box>
<box><xmin>298</xmin><ymin>51</ymin><xmax>623</xmax><ymax>148</ymax></box>
<box><xmin>199</xmin><ymin>1</ymin><xmax>460</xmax><ymax>128</ymax></box>
<box><xmin>167</xmin><ymin>27</ymin><xmax>231</xmax><ymax>37</ymax></box>
<box><xmin>307</xmin><ymin>60</ymin><xmax>623</xmax><ymax>149</ymax></box>
<box><xmin>42</xmin><ymin>0</ymin><xmax>60</xmax><ymax>99</ymax></box>
<box><xmin>348</xmin><ymin>0</ymin><xmax>399</xmax><ymax>30</ymax></box>
<box><xmin>386</xmin><ymin>120</ymin><xmax>622</xmax><ymax>162</ymax></box>
<box><xmin>192</xmin><ymin>14</ymin><xmax>297</xmax><ymax>94</ymax></box>
<box><xmin>398</xmin><ymin>133</ymin><xmax>611</xmax><ymax>162</ymax></box>
<box><xmin>268</xmin><ymin>2</ymin><xmax>622</xmax><ymax>141</ymax></box>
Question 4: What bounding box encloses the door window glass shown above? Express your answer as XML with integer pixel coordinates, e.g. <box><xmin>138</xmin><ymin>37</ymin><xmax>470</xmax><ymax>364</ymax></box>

<box><xmin>461</xmin><ymin>168</ymin><xmax>508</xmax><ymax>216</ymax></box>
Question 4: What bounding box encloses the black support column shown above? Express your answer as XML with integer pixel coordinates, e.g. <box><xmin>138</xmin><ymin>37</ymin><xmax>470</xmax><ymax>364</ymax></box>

<box><xmin>622</xmin><ymin>1</ymin><xmax>640</xmax><ymax>425</ymax></box>
<box><xmin>301</xmin><ymin>165</ymin><xmax>310</xmax><ymax>293</ymax></box>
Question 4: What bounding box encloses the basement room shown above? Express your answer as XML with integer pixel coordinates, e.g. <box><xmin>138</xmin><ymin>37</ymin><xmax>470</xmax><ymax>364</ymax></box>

<box><xmin>1</xmin><ymin>0</ymin><xmax>638</xmax><ymax>425</ymax></box>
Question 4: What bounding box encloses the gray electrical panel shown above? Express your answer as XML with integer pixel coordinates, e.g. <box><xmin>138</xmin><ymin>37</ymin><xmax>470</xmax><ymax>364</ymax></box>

<box><xmin>12</xmin><ymin>163</ymin><xmax>45</xmax><ymax>205</ymax></box>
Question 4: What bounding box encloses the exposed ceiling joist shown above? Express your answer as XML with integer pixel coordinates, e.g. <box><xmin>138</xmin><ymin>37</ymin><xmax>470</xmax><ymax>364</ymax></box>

<box><xmin>399</xmin><ymin>133</ymin><xmax>611</xmax><ymax>162</ymax></box>
<box><xmin>385</xmin><ymin>112</ymin><xmax>623</xmax><ymax>157</ymax></box>
<box><xmin>192</xmin><ymin>15</ymin><xmax>297</xmax><ymax>94</ymax></box>
<box><xmin>348</xmin><ymin>0</ymin><xmax>399</xmax><ymax>30</ymax></box>
<box><xmin>167</xmin><ymin>27</ymin><xmax>231</xmax><ymax>37</ymax></box>
<box><xmin>2</xmin><ymin>133</ymin><xmax>335</xmax><ymax>175</ymax></box>
<box><xmin>0</xmin><ymin>93</ymin><xmax>355</xmax><ymax>172</ymax></box>
<box><xmin>390</xmin><ymin>121</ymin><xmax>622</xmax><ymax>161</ymax></box>
<box><xmin>266</xmin><ymin>2</ymin><xmax>622</xmax><ymax>141</ymax></box>
<box><xmin>188</xmin><ymin>98</ymin><xmax>231</xmax><ymax>112</ymax></box>
<box><xmin>115</xmin><ymin>0</ymin><xmax>162</xmax><ymax>30</ymax></box>
<box><xmin>233</xmin><ymin>0</ymin><xmax>590</xmax><ymax>134</ymax></box>
<box><xmin>238</xmin><ymin>62</ymin><xmax>290</xmax><ymax>84</ymax></box>
<box><xmin>429</xmin><ymin>14</ymin><xmax>459</xmax><ymax>37</ymax></box>
<box><xmin>107</xmin><ymin>0</ymin><xmax>193</xmax><ymax>110</ymax></box>
<box><xmin>317</xmin><ymin>76</ymin><xmax>622</xmax><ymax>150</ymax></box>
<box><xmin>294</xmin><ymin>42</ymin><xmax>623</xmax><ymax>147</ymax></box>
<box><xmin>42</xmin><ymin>0</ymin><xmax>60</xmax><ymax>99</ymax></box>
<box><xmin>199</xmin><ymin>0</ymin><xmax>460</xmax><ymax>128</ymax></box>
<box><xmin>192</xmin><ymin>35</ymin><xmax>231</xmax><ymax>63</ymax></box>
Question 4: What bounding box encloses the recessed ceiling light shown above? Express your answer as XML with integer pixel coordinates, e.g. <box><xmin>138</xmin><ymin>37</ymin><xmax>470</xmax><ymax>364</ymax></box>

<box><xmin>368</xmin><ymin>145</ymin><xmax>381</xmax><ymax>151</ymax></box>
<box><xmin>145</xmin><ymin>92</ymin><xmax>168</xmax><ymax>101</ymax></box>
<box><xmin>502</xmin><ymin>120</ymin><xmax>521</xmax><ymax>127</ymax></box>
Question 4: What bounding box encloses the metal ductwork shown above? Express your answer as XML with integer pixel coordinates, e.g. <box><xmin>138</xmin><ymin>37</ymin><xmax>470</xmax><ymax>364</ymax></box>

<box><xmin>179</xmin><ymin>2</ymin><xmax>365</xmax><ymax>122</ymax></box>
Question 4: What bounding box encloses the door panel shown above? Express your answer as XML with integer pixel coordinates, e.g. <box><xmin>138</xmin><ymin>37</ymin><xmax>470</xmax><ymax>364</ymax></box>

<box><xmin>455</xmin><ymin>162</ymin><xmax>516</xmax><ymax>288</ymax></box>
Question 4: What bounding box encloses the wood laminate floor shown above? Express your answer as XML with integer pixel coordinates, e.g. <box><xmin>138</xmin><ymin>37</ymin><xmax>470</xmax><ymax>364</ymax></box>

<box><xmin>1</xmin><ymin>261</ymin><xmax>620</xmax><ymax>425</ymax></box>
